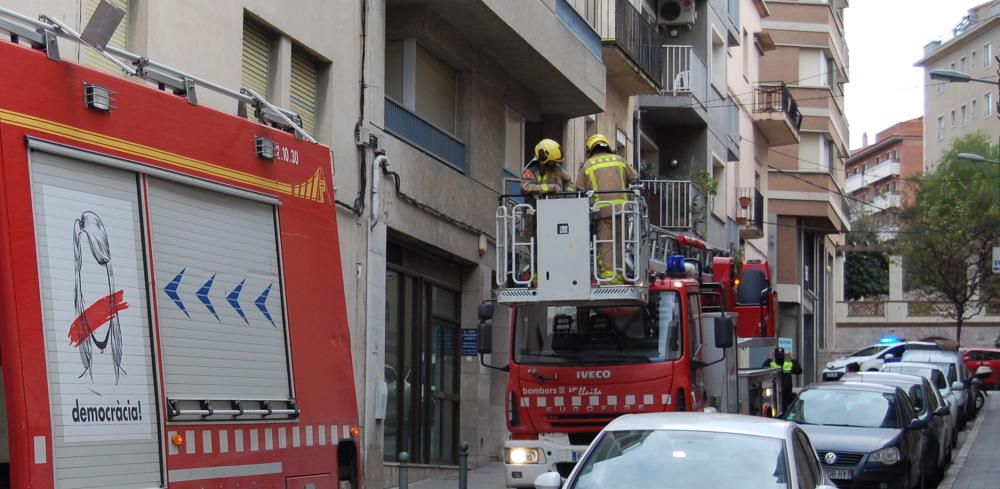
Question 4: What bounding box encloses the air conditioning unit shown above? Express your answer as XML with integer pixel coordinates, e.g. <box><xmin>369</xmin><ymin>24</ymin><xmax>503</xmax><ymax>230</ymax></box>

<box><xmin>657</xmin><ymin>0</ymin><xmax>697</xmax><ymax>27</ymax></box>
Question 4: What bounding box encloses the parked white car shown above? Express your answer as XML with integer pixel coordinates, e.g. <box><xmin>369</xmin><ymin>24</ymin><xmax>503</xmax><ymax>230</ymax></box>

<box><xmin>534</xmin><ymin>412</ymin><xmax>835</xmax><ymax>489</ymax></box>
<box><xmin>822</xmin><ymin>342</ymin><xmax>907</xmax><ymax>381</ymax></box>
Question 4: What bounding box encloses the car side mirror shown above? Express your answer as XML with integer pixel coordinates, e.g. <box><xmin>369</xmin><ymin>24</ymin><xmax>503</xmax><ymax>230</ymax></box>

<box><xmin>533</xmin><ymin>471</ymin><xmax>562</xmax><ymax>489</ymax></box>
<box><xmin>935</xmin><ymin>406</ymin><xmax>950</xmax><ymax>416</ymax></box>
<box><xmin>951</xmin><ymin>381</ymin><xmax>965</xmax><ymax>391</ymax></box>
<box><xmin>714</xmin><ymin>316</ymin><xmax>734</xmax><ymax>349</ymax></box>
<box><xmin>909</xmin><ymin>417</ymin><xmax>928</xmax><ymax>430</ymax></box>
<box><xmin>975</xmin><ymin>366</ymin><xmax>993</xmax><ymax>379</ymax></box>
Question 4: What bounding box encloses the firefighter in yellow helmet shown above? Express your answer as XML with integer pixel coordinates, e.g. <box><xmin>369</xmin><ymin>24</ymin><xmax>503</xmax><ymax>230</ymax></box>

<box><xmin>520</xmin><ymin>139</ymin><xmax>575</xmax><ymax>199</ymax></box>
<box><xmin>514</xmin><ymin>139</ymin><xmax>574</xmax><ymax>283</ymax></box>
<box><xmin>576</xmin><ymin>134</ymin><xmax>638</xmax><ymax>283</ymax></box>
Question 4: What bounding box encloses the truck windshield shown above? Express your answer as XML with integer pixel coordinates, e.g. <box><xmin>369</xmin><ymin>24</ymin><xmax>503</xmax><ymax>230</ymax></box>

<box><xmin>513</xmin><ymin>292</ymin><xmax>683</xmax><ymax>365</ymax></box>
<box><xmin>736</xmin><ymin>269</ymin><xmax>767</xmax><ymax>305</ymax></box>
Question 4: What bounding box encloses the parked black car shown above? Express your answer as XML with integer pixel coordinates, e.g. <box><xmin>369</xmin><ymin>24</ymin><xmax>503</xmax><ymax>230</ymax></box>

<box><xmin>842</xmin><ymin>372</ymin><xmax>953</xmax><ymax>484</ymax></box>
<box><xmin>785</xmin><ymin>382</ymin><xmax>926</xmax><ymax>489</ymax></box>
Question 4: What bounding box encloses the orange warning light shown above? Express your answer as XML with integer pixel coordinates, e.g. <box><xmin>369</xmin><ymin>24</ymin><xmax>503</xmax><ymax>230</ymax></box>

<box><xmin>171</xmin><ymin>433</ymin><xmax>184</xmax><ymax>446</ymax></box>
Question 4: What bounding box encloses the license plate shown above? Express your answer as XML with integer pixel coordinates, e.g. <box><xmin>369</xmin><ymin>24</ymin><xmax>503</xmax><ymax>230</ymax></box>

<box><xmin>823</xmin><ymin>372</ymin><xmax>840</xmax><ymax>380</ymax></box>
<box><xmin>824</xmin><ymin>468</ymin><xmax>852</xmax><ymax>480</ymax></box>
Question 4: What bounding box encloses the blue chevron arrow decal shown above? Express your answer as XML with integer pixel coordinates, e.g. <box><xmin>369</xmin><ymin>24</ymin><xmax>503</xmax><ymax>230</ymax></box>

<box><xmin>255</xmin><ymin>283</ymin><xmax>276</xmax><ymax>328</ymax></box>
<box><xmin>164</xmin><ymin>268</ymin><xmax>189</xmax><ymax>318</ymax></box>
<box><xmin>227</xmin><ymin>279</ymin><xmax>249</xmax><ymax>325</ymax></box>
<box><xmin>197</xmin><ymin>274</ymin><xmax>220</xmax><ymax>322</ymax></box>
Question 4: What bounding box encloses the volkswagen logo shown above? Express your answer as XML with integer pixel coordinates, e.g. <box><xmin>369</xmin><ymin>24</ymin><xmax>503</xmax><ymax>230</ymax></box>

<box><xmin>824</xmin><ymin>452</ymin><xmax>838</xmax><ymax>465</ymax></box>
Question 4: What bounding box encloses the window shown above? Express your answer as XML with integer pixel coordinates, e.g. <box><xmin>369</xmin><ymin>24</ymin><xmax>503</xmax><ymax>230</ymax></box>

<box><xmin>386</xmin><ymin>40</ymin><xmax>458</xmax><ymax>135</ymax></box>
<box><xmin>819</xmin><ymin>50</ymin><xmax>830</xmax><ymax>87</ymax></box>
<box><xmin>960</xmin><ymin>56</ymin><xmax>967</xmax><ymax>73</ymax></box>
<box><xmin>712</xmin><ymin>159</ymin><xmax>725</xmax><ymax>218</ymax></box>
<box><xmin>686</xmin><ymin>294</ymin><xmax>702</xmax><ymax>359</ymax></box>
<box><xmin>961</xmin><ymin>104</ymin><xmax>967</xmax><ymax>126</ymax></box>
<box><xmin>875</xmin><ymin>156</ymin><xmax>880</xmax><ymax>164</ymax></box>
<box><xmin>83</xmin><ymin>0</ymin><xmax>128</xmax><ymax>73</ymax></box>
<box><xmin>242</xmin><ymin>16</ymin><xmax>325</xmax><ymax>136</ymax></box>
<box><xmin>937</xmin><ymin>115</ymin><xmax>945</xmax><ymax>139</ymax></box>
<box><xmin>936</xmin><ymin>80</ymin><xmax>944</xmax><ymax>94</ymax></box>
<box><xmin>972</xmin><ymin>50</ymin><xmax>977</xmax><ymax>69</ymax></box>
<box><xmin>819</xmin><ymin>137</ymin><xmax>832</xmax><ymax>173</ymax></box>
<box><xmin>711</xmin><ymin>30</ymin><xmax>726</xmax><ymax>92</ymax></box>
<box><xmin>242</xmin><ymin>16</ymin><xmax>272</xmax><ymax>100</ymax></box>
<box><xmin>616</xmin><ymin>128</ymin><xmax>629</xmax><ymax>160</ymax></box>
<box><xmin>742</xmin><ymin>29</ymin><xmax>750</xmax><ymax>79</ymax></box>
<box><xmin>951</xmin><ymin>109</ymin><xmax>956</xmax><ymax>128</ymax></box>
<box><xmin>985</xmin><ymin>42</ymin><xmax>993</xmax><ymax>67</ymax></box>
<box><xmin>986</xmin><ymin>92</ymin><xmax>994</xmax><ymax>118</ymax></box>
<box><xmin>290</xmin><ymin>46</ymin><xmax>320</xmax><ymax>135</ymax></box>
<box><xmin>971</xmin><ymin>99</ymin><xmax>977</xmax><ymax>119</ymax></box>
<box><xmin>504</xmin><ymin>108</ymin><xmax>525</xmax><ymax>196</ymax></box>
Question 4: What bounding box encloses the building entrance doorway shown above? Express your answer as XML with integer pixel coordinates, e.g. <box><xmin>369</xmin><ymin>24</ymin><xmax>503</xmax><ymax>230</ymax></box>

<box><xmin>383</xmin><ymin>250</ymin><xmax>461</xmax><ymax>465</ymax></box>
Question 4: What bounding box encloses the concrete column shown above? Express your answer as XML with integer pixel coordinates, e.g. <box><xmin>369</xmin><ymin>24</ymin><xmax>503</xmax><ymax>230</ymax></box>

<box><xmin>889</xmin><ymin>255</ymin><xmax>903</xmax><ymax>301</ymax></box>
<box><xmin>363</xmin><ymin>153</ymin><xmax>388</xmax><ymax>489</ymax></box>
<box><xmin>271</xmin><ymin>36</ymin><xmax>292</xmax><ymax>107</ymax></box>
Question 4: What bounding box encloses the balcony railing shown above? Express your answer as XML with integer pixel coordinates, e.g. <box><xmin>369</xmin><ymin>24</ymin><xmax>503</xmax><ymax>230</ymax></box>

<box><xmin>661</xmin><ymin>45</ymin><xmax>707</xmax><ymax>105</ymax></box>
<box><xmin>847</xmin><ymin>301</ymin><xmax>886</xmax><ymax>318</ymax></box>
<box><xmin>578</xmin><ymin>0</ymin><xmax>662</xmax><ymax>86</ymax></box>
<box><xmin>736</xmin><ymin>187</ymin><xmax>764</xmax><ymax>238</ymax></box>
<box><xmin>844</xmin><ymin>159</ymin><xmax>900</xmax><ymax>194</ymax></box>
<box><xmin>640</xmin><ymin>179</ymin><xmax>693</xmax><ymax>230</ymax></box>
<box><xmin>385</xmin><ymin>98</ymin><xmax>467</xmax><ymax>172</ymax></box>
<box><xmin>753</xmin><ymin>82</ymin><xmax>803</xmax><ymax>131</ymax></box>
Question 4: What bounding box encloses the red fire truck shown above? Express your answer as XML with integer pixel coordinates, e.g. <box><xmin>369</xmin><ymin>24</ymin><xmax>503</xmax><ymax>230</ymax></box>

<box><xmin>0</xmin><ymin>6</ymin><xmax>359</xmax><ymax>489</ymax></box>
<box><xmin>480</xmin><ymin>190</ymin><xmax>781</xmax><ymax>487</ymax></box>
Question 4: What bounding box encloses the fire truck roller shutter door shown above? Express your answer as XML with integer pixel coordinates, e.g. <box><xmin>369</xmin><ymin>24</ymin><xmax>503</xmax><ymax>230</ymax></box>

<box><xmin>30</xmin><ymin>150</ymin><xmax>163</xmax><ymax>488</ymax></box>
<box><xmin>146</xmin><ymin>178</ymin><xmax>292</xmax><ymax>403</ymax></box>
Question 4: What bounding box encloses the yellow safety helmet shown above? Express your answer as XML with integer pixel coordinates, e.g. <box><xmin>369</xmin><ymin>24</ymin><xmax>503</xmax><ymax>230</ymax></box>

<box><xmin>585</xmin><ymin>133</ymin><xmax>613</xmax><ymax>156</ymax></box>
<box><xmin>534</xmin><ymin>139</ymin><xmax>563</xmax><ymax>165</ymax></box>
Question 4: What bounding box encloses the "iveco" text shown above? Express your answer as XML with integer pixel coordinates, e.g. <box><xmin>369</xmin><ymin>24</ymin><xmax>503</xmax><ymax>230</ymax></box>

<box><xmin>576</xmin><ymin>370</ymin><xmax>612</xmax><ymax>379</ymax></box>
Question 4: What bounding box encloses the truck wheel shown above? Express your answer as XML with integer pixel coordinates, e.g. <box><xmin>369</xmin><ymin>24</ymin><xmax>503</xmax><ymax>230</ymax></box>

<box><xmin>676</xmin><ymin>391</ymin><xmax>686</xmax><ymax>412</ymax></box>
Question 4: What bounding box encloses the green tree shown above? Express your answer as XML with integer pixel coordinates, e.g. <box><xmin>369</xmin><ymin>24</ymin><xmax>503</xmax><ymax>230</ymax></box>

<box><xmin>896</xmin><ymin>133</ymin><xmax>1000</xmax><ymax>344</ymax></box>
<box><xmin>843</xmin><ymin>231</ymin><xmax>889</xmax><ymax>300</ymax></box>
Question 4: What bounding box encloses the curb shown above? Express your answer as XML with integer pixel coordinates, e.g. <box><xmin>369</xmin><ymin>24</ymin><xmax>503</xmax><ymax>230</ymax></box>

<box><xmin>938</xmin><ymin>404</ymin><xmax>988</xmax><ymax>489</ymax></box>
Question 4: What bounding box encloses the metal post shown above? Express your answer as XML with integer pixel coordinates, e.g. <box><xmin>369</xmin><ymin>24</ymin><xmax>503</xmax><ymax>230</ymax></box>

<box><xmin>398</xmin><ymin>452</ymin><xmax>409</xmax><ymax>489</ymax></box>
<box><xmin>458</xmin><ymin>441</ymin><xmax>469</xmax><ymax>489</ymax></box>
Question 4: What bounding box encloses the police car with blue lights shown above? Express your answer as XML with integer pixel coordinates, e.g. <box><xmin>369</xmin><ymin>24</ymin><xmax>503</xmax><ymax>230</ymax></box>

<box><xmin>822</xmin><ymin>338</ymin><xmax>907</xmax><ymax>381</ymax></box>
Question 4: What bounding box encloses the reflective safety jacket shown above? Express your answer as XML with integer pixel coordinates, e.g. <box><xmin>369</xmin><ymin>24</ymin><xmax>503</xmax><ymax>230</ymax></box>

<box><xmin>575</xmin><ymin>153</ymin><xmax>638</xmax><ymax>210</ymax></box>
<box><xmin>521</xmin><ymin>160</ymin><xmax>575</xmax><ymax>197</ymax></box>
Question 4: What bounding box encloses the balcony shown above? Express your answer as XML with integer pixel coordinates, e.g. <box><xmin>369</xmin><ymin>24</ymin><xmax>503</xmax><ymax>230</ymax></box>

<box><xmin>844</xmin><ymin>159</ymin><xmax>900</xmax><ymax>194</ymax></box>
<box><xmin>640</xmin><ymin>179</ymin><xmax>693</xmax><ymax>230</ymax></box>
<box><xmin>577</xmin><ymin>0</ymin><xmax>662</xmax><ymax>94</ymax></box>
<box><xmin>752</xmin><ymin>82</ymin><xmax>802</xmax><ymax>146</ymax></box>
<box><xmin>736</xmin><ymin>187</ymin><xmax>764</xmax><ymax>240</ymax></box>
<box><xmin>385</xmin><ymin>98</ymin><xmax>466</xmax><ymax>172</ymax></box>
<box><xmin>866</xmin><ymin>191</ymin><xmax>901</xmax><ymax>215</ymax></box>
<box><xmin>636</xmin><ymin>45</ymin><xmax>708</xmax><ymax>125</ymax></box>
<box><xmin>387</xmin><ymin>0</ymin><xmax>605</xmax><ymax>116</ymax></box>
<box><xmin>768</xmin><ymin>170</ymin><xmax>849</xmax><ymax>234</ymax></box>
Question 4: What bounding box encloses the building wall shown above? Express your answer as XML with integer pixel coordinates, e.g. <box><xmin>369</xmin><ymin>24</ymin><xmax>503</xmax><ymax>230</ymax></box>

<box><xmin>919</xmin><ymin>12</ymin><xmax>999</xmax><ymax>172</ymax></box>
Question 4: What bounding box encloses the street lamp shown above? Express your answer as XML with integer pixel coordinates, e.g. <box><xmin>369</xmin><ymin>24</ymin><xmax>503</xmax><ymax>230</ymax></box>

<box><xmin>958</xmin><ymin>153</ymin><xmax>1000</xmax><ymax>164</ymax></box>
<box><xmin>929</xmin><ymin>69</ymin><xmax>997</xmax><ymax>85</ymax></box>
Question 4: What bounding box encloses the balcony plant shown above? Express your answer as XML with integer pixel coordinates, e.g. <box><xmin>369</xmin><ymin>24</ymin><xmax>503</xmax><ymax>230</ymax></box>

<box><xmin>690</xmin><ymin>170</ymin><xmax>718</xmax><ymax>238</ymax></box>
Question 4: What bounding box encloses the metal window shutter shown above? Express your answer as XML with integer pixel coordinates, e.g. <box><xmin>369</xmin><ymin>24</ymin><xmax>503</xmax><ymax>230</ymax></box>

<box><xmin>82</xmin><ymin>0</ymin><xmax>128</xmax><ymax>74</ymax></box>
<box><xmin>30</xmin><ymin>151</ymin><xmax>163</xmax><ymax>489</ymax></box>
<box><xmin>241</xmin><ymin>18</ymin><xmax>271</xmax><ymax>101</ymax></box>
<box><xmin>290</xmin><ymin>46</ymin><xmax>318</xmax><ymax>135</ymax></box>
<box><xmin>146</xmin><ymin>178</ymin><xmax>291</xmax><ymax>401</ymax></box>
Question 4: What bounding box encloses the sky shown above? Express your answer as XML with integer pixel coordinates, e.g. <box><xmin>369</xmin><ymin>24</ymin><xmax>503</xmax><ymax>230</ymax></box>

<box><xmin>843</xmin><ymin>0</ymin><xmax>985</xmax><ymax>150</ymax></box>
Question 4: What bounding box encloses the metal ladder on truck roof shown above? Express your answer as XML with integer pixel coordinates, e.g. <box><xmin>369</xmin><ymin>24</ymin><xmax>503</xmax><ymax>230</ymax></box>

<box><xmin>0</xmin><ymin>1</ymin><xmax>315</xmax><ymax>143</ymax></box>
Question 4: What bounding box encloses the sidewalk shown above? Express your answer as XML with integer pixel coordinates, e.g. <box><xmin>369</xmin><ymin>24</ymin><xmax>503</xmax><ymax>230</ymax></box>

<box><xmin>387</xmin><ymin>462</ymin><xmax>507</xmax><ymax>489</ymax></box>
<box><xmin>944</xmin><ymin>393</ymin><xmax>1000</xmax><ymax>489</ymax></box>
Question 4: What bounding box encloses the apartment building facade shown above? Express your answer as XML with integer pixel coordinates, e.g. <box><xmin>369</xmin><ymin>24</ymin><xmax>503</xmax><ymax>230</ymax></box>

<box><xmin>917</xmin><ymin>0</ymin><xmax>999</xmax><ymax>173</ymax></box>
<box><xmin>0</xmin><ymin>0</ymin><xmax>611</xmax><ymax>487</ymax></box>
<box><xmin>759</xmin><ymin>0</ymin><xmax>849</xmax><ymax>382</ymax></box>
<box><xmin>844</xmin><ymin>117</ymin><xmax>922</xmax><ymax>235</ymax></box>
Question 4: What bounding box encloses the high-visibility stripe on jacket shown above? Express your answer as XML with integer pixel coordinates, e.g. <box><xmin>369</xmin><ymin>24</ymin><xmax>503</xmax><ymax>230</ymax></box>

<box><xmin>769</xmin><ymin>360</ymin><xmax>796</xmax><ymax>373</ymax></box>
<box><xmin>575</xmin><ymin>153</ymin><xmax>637</xmax><ymax>208</ymax></box>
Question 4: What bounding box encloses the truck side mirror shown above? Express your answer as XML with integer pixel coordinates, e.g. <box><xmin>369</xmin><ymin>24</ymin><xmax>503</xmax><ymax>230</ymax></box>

<box><xmin>479</xmin><ymin>320</ymin><xmax>493</xmax><ymax>355</ymax></box>
<box><xmin>760</xmin><ymin>287</ymin><xmax>772</xmax><ymax>305</ymax></box>
<box><xmin>478</xmin><ymin>301</ymin><xmax>494</xmax><ymax>321</ymax></box>
<box><xmin>714</xmin><ymin>316</ymin><xmax>734</xmax><ymax>349</ymax></box>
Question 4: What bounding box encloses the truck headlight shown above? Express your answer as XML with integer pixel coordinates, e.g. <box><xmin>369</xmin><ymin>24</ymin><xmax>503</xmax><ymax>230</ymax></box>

<box><xmin>869</xmin><ymin>447</ymin><xmax>899</xmax><ymax>465</ymax></box>
<box><xmin>506</xmin><ymin>447</ymin><xmax>543</xmax><ymax>465</ymax></box>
